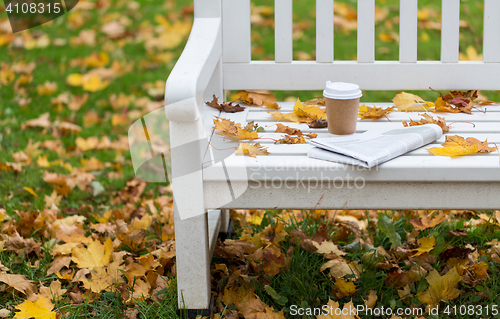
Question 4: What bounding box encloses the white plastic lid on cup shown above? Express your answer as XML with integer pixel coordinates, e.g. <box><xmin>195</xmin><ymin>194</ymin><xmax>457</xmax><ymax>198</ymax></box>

<box><xmin>323</xmin><ymin>81</ymin><xmax>362</xmax><ymax>100</ymax></box>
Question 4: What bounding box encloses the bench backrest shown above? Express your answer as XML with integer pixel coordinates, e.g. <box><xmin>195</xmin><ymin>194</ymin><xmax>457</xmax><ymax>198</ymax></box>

<box><xmin>197</xmin><ymin>0</ymin><xmax>500</xmax><ymax>91</ymax></box>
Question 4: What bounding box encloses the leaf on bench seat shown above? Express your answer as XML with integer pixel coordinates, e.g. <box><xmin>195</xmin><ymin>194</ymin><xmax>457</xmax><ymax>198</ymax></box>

<box><xmin>427</xmin><ymin>135</ymin><xmax>497</xmax><ymax>157</ymax></box>
<box><xmin>206</xmin><ymin>95</ymin><xmax>245</xmax><ymax>113</ymax></box>
<box><xmin>235</xmin><ymin>143</ymin><xmax>269</xmax><ymax>157</ymax></box>
<box><xmin>402</xmin><ymin>113</ymin><xmax>449</xmax><ymax>132</ymax></box>
<box><xmin>358</xmin><ymin>104</ymin><xmax>395</xmax><ymax>120</ymax></box>
<box><xmin>232</xmin><ymin>90</ymin><xmax>277</xmax><ymax>107</ymax></box>
<box><xmin>213</xmin><ymin>117</ymin><xmax>259</xmax><ymax>140</ymax></box>
<box><xmin>393</xmin><ymin>92</ymin><xmax>434</xmax><ymax>112</ymax></box>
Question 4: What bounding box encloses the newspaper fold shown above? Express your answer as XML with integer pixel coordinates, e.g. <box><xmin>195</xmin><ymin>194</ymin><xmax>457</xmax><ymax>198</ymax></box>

<box><xmin>308</xmin><ymin>124</ymin><xmax>443</xmax><ymax>168</ymax></box>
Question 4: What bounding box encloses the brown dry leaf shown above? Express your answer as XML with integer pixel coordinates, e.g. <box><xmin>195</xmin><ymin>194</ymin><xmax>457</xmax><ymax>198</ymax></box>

<box><xmin>40</xmin><ymin>280</ymin><xmax>67</xmax><ymax>301</ymax></box>
<box><xmin>428</xmin><ymin>135</ymin><xmax>497</xmax><ymax>157</ymax></box>
<box><xmin>275</xmin><ymin>123</ymin><xmax>302</xmax><ymax>136</ymax></box>
<box><xmin>402</xmin><ymin>113</ymin><xmax>449</xmax><ymax>132</ymax></box>
<box><xmin>308</xmin><ymin>118</ymin><xmax>328</xmax><ymax>128</ymax></box>
<box><xmin>247</xmin><ymin>244</ymin><xmax>287</xmax><ymax>276</ymax></box>
<box><xmin>80</xmin><ymin>266</ymin><xmax>115</xmax><ymax>293</ymax></box>
<box><xmin>116</xmin><ymin>220</ymin><xmax>146</xmax><ymax>252</ymax></box>
<box><xmin>358</xmin><ymin>105</ymin><xmax>395</xmax><ymax>120</ymax></box>
<box><xmin>417</xmin><ymin>267</ymin><xmax>462</xmax><ymax>307</ymax></box>
<box><xmin>364</xmin><ymin>290</ymin><xmax>378</xmax><ymax>309</ymax></box>
<box><xmin>275</xmin><ymin>135</ymin><xmax>306</xmax><ymax>144</ymax></box>
<box><xmin>434</xmin><ymin>90</ymin><xmax>477</xmax><ymax>114</ymax></box>
<box><xmin>313</xmin><ymin>241</ymin><xmax>347</xmax><ymax>257</ymax></box>
<box><xmin>206</xmin><ymin>95</ymin><xmax>245</xmax><ymax>113</ymax></box>
<box><xmin>0</xmin><ymin>273</ymin><xmax>35</xmax><ymax>295</ymax></box>
<box><xmin>320</xmin><ymin>259</ymin><xmax>361</xmax><ymax>279</ymax></box>
<box><xmin>213</xmin><ymin>117</ymin><xmax>259</xmax><ymax>140</ymax></box>
<box><xmin>47</xmin><ymin>256</ymin><xmax>72</xmax><ymax>275</ymax></box>
<box><xmin>24</xmin><ymin>113</ymin><xmax>51</xmax><ymax>129</ymax></box>
<box><xmin>410</xmin><ymin>211</ymin><xmax>447</xmax><ymax>230</ymax></box>
<box><xmin>393</xmin><ymin>92</ymin><xmax>434</xmax><ymax>111</ymax></box>
<box><xmin>305</xmin><ymin>97</ymin><xmax>326</xmax><ymax>106</ymax></box>
<box><xmin>236</xmin><ymin>143</ymin><xmax>270</xmax><ymax>157</ymax></box>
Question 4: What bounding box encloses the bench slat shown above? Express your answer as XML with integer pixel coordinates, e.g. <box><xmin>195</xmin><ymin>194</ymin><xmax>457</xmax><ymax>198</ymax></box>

<box><xmin>222</xmin><ymin>0</ymin><xmax>251</xmax><ymax>63</ymax></box>
<box><xmin>357</xmin><ymin>0</ymin><xmax>375</xmax><ymax>63</ymax></box>
<box><xmin>203</xmin><ymin>154</ymin><xmax>500</xmax><ymax>182</ymax></box>
<box><xmin>275</xmin><ymin>0</ymin><xmax>293</xmax><ymax>63</ymax></box>
<box><xmin>245</xmin><ymin>102</ymin><xmax>500</xmax><ymax>112</ymax></box>
<box><xmin>316</xmin><ymin>0</ymin><xmax>334</xmax><ymax>62</ymax></box>
<box><xmin>399</xmin><ymin>0</ymin><xmax>418</xmax><ymax>63</ymax></box>
<box><xmin>483</xmin><ymin>0</ymin><xmax>500</xmax><ymax>63</ymax></box>
<box><xmin>441</xmin><ymin>0</ymin><xmax>460</xmax><ymax>63</ymax></box>
<box><xmin>245</xmin><ymin>110</ymin><xmax>500</xmax><ymax>122</ymax></box>
<box><xmin>222</xmin><ymin>61</ymin><xmax>500</xmax><ymax>90</ymax></box>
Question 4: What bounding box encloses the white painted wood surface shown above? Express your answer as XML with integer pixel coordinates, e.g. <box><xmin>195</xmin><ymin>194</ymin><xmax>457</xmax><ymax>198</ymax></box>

<box><xmin>399</xmin><ymin>0</ymin><xmax>418</xmax><ymax>63</ymax></box>
<box><xmin>222</xmin><ymin>0</ymin><xmax>251</xmax><ymax>63</ymax></box>
<box><xmin>223</xmin><ymin>61</ymin><xmax>500</xmax><ymax>90</ymax></box>
<box><xmin>357</xmin><ymin>0</ymin><xmax>375</xmax><ymax>63</ymax></box>
<box><xmin>483</xmin><ymin>0</ymin><xmax>500</xmax><ymax>63</ymax></box>
<box><xmin>441</xmin><ymin>0</ymin><xmax>460</xmax><ymax>63</ymax></box>
<box><xmin>275</xmin><ymin>0</ymin><xmax>293</xmax><ymax>63</ymax></box>
<box><xmin>316</xmin><ymin>0</ymin><xmax>334</xmax><ymax>62</ymax></box>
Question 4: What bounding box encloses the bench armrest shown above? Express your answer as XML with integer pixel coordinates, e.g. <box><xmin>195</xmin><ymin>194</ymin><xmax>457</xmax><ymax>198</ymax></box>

<box><xmin>164</xmin><ymin>18</ymin><xmax>222</xmax><ymax>122</ymax></box>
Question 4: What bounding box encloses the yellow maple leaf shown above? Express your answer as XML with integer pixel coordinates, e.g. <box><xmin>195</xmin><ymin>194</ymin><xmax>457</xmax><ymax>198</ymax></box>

<box><xmin>268</xmin><ymin>111</ymin><xmax>300</xmax><ymax>123</ymax></box>
<box><xmin>67</xmin><ymin>74</ymin><xmax>83</xmax><ymax>86</ymax></box>
<box><xmin>402</xmin><ymin>113</ymin><xmax>449</xmax><ymax>132</ymax></box>
<box><xmin>14</xmin><ymin>295</ymin><xmax>55</xmax><ymax>319</ymax></box>
<box><xmin>83</xmin><ymin>52</ymin><xmax>110</xmax><ymax>68</ymax></box>
<box><xmin>23</xmin><ymin>187</ymin><xmax>38</xmax><ymax>198</ymax></box>
<box><xmin>393</xmin><ymin>92</ymin><xmax>434</xmax><ymax>111</ymax></box>
<box><xmin>417</xmin><ymin>267</ymin><xmax>462</xmax><ymax>307</ymax></box>
<box><xmin>80</xmin><ymin>266</ymin><xmax>114</xmax><ymax>293</ymax></box>
<box><xmin>71</xmin><ymin>237</ymin><xmax>113</xmax><ymax>269</ymax></box>
<box><xmin>232</xmin><ymin>90</ymin><xmax>277</xmax><ymax>106</ymax></box>
<box><xmin>293</xmin><ymin>99</ymin><xmax>326</xmax><ymax>120</ymax></box>
<box><xmin>428</xmin><ymin>135</ymin><xmax>496</xmax><ymax>157</ymax></box>
<box><xmin>235</xmin><ymin>143</ymin><xmax>270</xmax><ymax>157</ymax></box>
<box><xmin>358</xmin><ymin>105</ymin><xmax>395</xmax><ymax>120</ymax></box>
<box><xmin>413</xmin><ymin>236</ymin><xmax>435</xmax><ymax>256</ymax></box>
<box><xmin>82</xmin><ymin>75</ymin><xmax>109</xmax><ymax>92</ymax></box>
<box><xmin>333</xmin><ymin>278</ymin><xmax>357</xmax><ymax>299</ymax></box>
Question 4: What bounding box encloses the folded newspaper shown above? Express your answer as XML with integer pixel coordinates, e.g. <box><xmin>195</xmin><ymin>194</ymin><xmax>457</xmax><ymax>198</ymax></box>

<box><xmin>308</xmin><ymin>124</ymin><xmax>443</xmax><ymax>168</ymax></box>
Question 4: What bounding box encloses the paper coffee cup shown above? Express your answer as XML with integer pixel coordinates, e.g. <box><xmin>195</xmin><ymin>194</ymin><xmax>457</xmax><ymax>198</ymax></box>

<box><xmin>323</xmin><ymin>82</ymin><xmax>362</xmax><ymax>135</ymax></box>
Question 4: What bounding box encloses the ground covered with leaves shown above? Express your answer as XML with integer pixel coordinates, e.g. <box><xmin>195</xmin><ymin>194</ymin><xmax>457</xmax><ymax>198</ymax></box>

<box><xmin>2</xmin><ymin>0</ymin><xmax>500</xmax><ymax>318</ymax></box>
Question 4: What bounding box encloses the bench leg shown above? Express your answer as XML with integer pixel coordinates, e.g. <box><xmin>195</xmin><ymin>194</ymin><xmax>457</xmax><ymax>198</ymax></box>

<box><xmin>174</xmin><ymin>205</ymin><xmax>211</xmax><ymax>311</ymax></box>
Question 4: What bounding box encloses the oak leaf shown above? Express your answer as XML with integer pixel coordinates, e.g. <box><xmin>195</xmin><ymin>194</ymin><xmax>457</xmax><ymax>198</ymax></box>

<box><xmin>236</xmin><ymin>143</ymin><xmax>270</xmax><ymax>157</ymax></box>
<box><xmin>358</xmin><ymin>105</ymin><xmax>395</xmax><ymax>120</ymax></box>
<box><xmin>417</xmin><ymin>267</ymin><xmax>462</xmax><ymax>307</ymax></box>
<box><xmin>402</xmin><ymin>114</ymin><xmax>449</xmax><ymax>132</ymax></box>
<box><xmin>14</xmin><ymin>295</ymin><xmax>55</xmax><ymax>319</ymax></box>
<box><xmin>428</xmin><ymin>135</ymin><xmax>497</xmax><ymax>157</ymax></box>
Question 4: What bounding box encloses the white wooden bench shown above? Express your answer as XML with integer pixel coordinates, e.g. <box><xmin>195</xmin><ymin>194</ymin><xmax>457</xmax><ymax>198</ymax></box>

<box><xmin>164</xmin><ymin>0</ymin><xmax>500</xmax><ymax>314</ymax></box>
